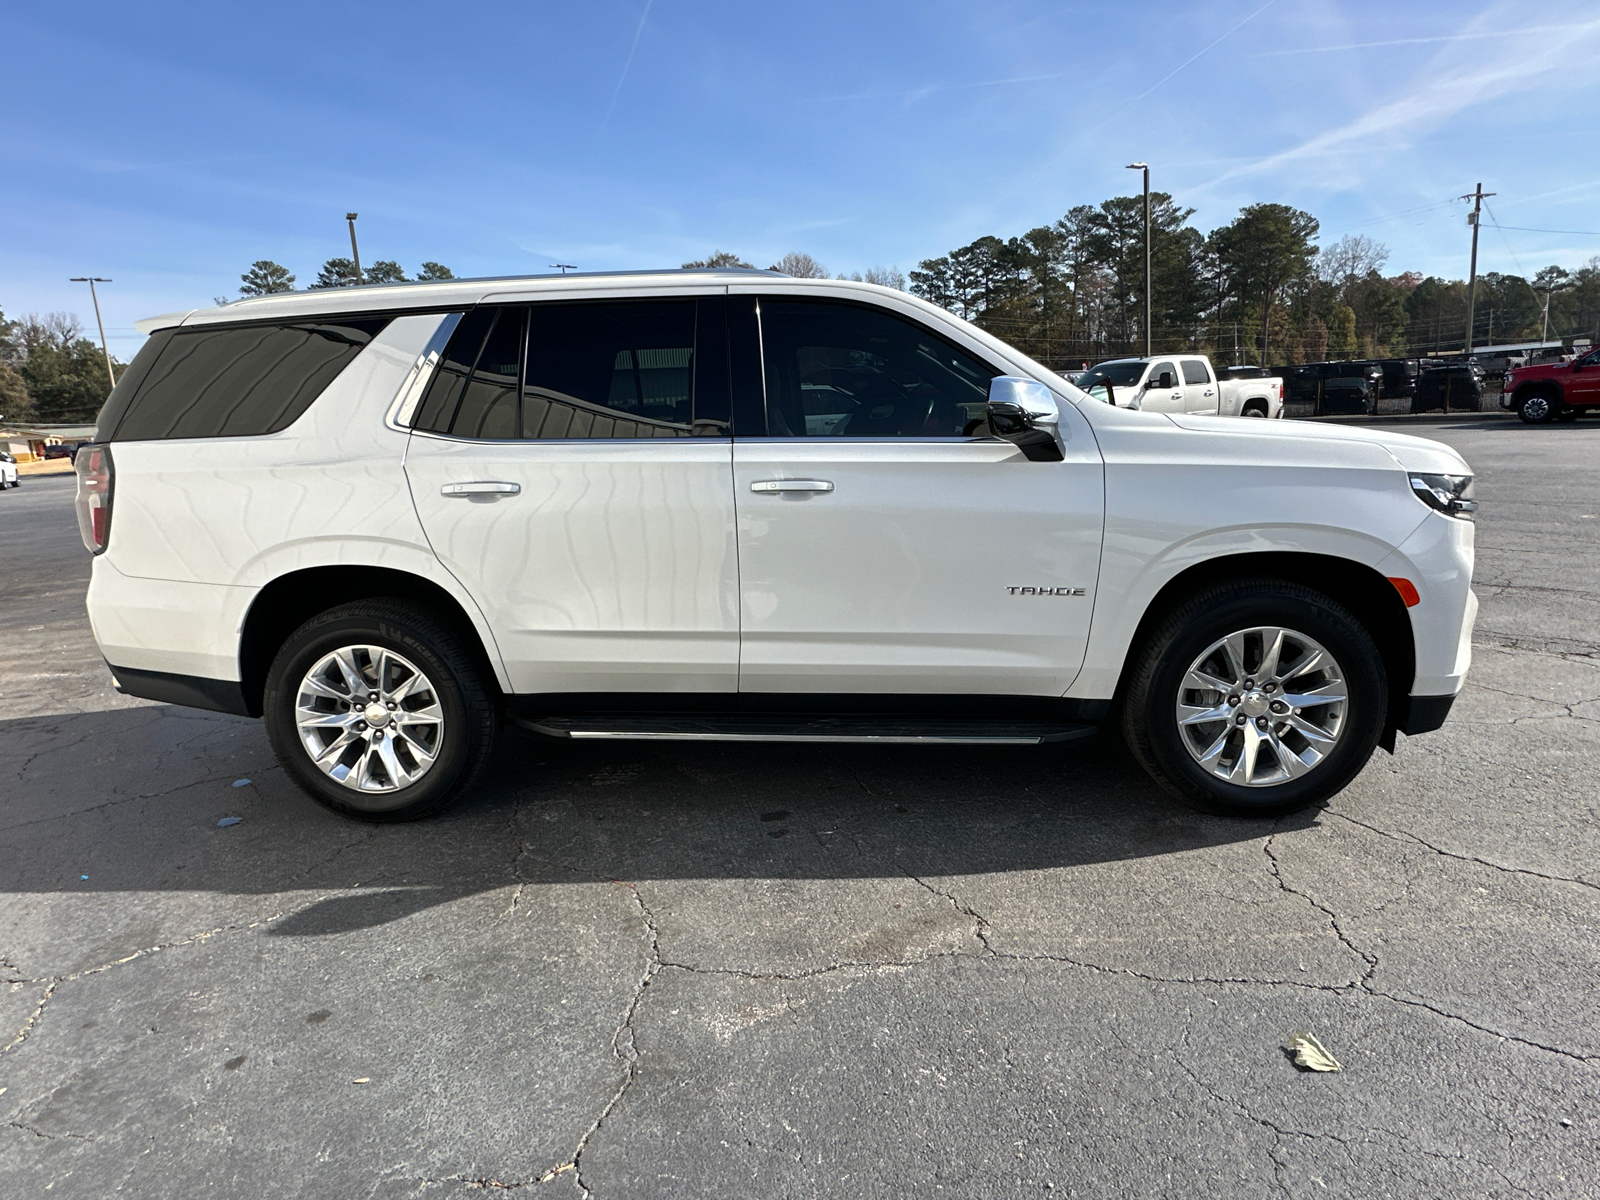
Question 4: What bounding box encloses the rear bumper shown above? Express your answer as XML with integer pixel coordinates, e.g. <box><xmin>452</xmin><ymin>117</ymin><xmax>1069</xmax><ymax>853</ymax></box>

<box><xmin>107</xmin><ymin>663</ymin><xmax>253</xmax><ymax>717</ymax></box>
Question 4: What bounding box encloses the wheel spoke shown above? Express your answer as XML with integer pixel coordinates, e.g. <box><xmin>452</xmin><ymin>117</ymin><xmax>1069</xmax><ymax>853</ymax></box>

<box><xmin>388</xmin><ymin>669</ymin><xmax>426</xmax><ymax>704</ymax></box>
<box><xmin>1281</xmin><ymin>684</ymin><xmax>1346</xmax><ymax>709</ymax></box>
<box><xmin>395</xmin><ymin>729</ymin><xmax>438</xmax><ymax>765</ymax></box>
<box><xmin>1257</xmin><ymin>628</ymin><xmax>1286</xmax><ymax>681</ymax></box>
<box><xmin>1185</xmin><ymin>668</ymin><xmax>1237</xmax><ymax>694</ymax></box>
<box><xmin>1195</xmin><ymin>729</ymin><xmax>1231</xmax><ymax>769</ymax></box>
<box><xmin>1285</xmin><ymin>713</ymin><xmax>1338</xmax><ymax>746</ymax></box>
<box><xmin>299</xmin><ymin>675</ymin><xmax>349</xmax><ymax>702</ymax></box>
<box><xmin>1178</xmin><ymin>702</ymin><xmax>1233</xmax><ymax>727</ymax></box>
<box><xmin>375</xmin><ymin>731</ymin><xmax>410</xmax><ymax>788</ymax></box>
<box><xmin>331</xmin><ymin>648</ymin><xmax>368</xmax><ymax>697</ymax></box>
<box><xmin>1269</xmin><ymin>729</ymin><xmax>1311</xmax><ymax>778</ymax></box>
<box><xmin>1221</xmin><ymin>633</ymin><xmax>1249</xmax><ymax>682</ymax></box>
<box><xmin>312</xmin><ymin>728</ymin><xmax>361</xmax><ymax>764</ymax></box>
<box><xmin>297</xmin><ymin>710</ymin><xmax>360</xmax><ymax>730</ymax></box>
<box><xmin>1279</xmin><ymin>649</ymin><xmax>1326</xmax><ymax>682</ymax></box>
<box><xmin>1230</xmin><ymin>723</ymin><xmax>1263</xmax><ymax>784</ymax></box>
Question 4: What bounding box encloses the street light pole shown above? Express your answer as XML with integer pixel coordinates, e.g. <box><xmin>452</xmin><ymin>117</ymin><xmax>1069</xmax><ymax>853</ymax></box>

<box><xmin>69</xmin><ymin>277</ymin><xmax>116</xmax><ymax>387</ymax></box>
<box><xmin>1126</xmin><ymin>162</ymin><xmax>1150</xmax><ymax>357</ymax></box>
<box><xmin>346</xmin><ymin>213</ymin><xmax>363</xmax><ymax>284</ymax></box>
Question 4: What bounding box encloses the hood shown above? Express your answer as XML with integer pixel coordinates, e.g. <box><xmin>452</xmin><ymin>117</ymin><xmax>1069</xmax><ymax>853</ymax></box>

<box><xmin>1166</xmin><ymin>414</ymin><xmax>1471</xmax><ymax>475</ymax></box>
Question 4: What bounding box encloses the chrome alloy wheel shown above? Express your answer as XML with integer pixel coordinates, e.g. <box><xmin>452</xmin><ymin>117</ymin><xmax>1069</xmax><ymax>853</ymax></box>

<box><xmin>295</xmin><ymin>645</ymin><xmax>444</xmax><ymax>793</ymax></box>
<box><xmin>1174</xmin><ymin>626</ymin><xmax>1347</xmax><ymax>788</ymax></box>
<box><xmin>1522</xmin><ymin>394</ymin><xmax>1551</xmax><ymax>422</ymax></box>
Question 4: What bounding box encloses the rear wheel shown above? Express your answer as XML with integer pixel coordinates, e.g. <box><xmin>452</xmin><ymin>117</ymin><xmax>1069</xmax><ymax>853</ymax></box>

<box><xmin>264</xmin><ymin>600</ymin><xmax>498</xmax><ymax>821</ymax></box>
<box><xmin>1121</xmin><ymin>581</ymin><xmax>1386</xmax><ymax>817</ymax></box>
<box><xmin>1518</xmin><ymin>391</ymin><xmax>1556</xmax><ymax>424</ymax></box>
<box><xmin>1242</xmin><ymin>402</ymin><xmax>1267</xmax><ymax>418</ymax></box>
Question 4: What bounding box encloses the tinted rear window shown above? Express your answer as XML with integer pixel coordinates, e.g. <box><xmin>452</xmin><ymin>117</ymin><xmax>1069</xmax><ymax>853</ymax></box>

<box><xmin>110</xmin><ymin>318</ymin><xmax>390</xmax><ymax>441</ymax></box>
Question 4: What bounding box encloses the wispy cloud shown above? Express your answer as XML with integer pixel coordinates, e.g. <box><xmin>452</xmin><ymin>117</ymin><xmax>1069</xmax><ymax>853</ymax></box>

<box><xmin>807</xmin><ymin>73</ymin><xmax>1063</xmax><ymax>105</ymax></box>
<box><xmin>601</xmin><ymin>0</ymin><xmax>655</xmax><ymax>130</ymax></box>
<box><xmin>1252</xmin><ymin>25</ymin><xmax>1574</xmax><ymax>56</ymax></box>
<box><xmin>1198</xmin><ymin>7</ymin><xmax>1600</xmax><ymax>192</ymax></box>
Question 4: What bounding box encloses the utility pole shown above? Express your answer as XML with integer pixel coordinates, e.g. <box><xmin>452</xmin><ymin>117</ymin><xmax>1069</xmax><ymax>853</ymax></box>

<box><xmin>1461</xmin><ymin>183</ymin><xmax>1494</xmax><ymax>358</ymax></box>
<box><xmin>1126</xmin><ymin>162</ymin><xmax>1150</xmax><ymax>357</ymax></box>
<box><xmin>346</xmin><ymin>213</ymin><xmax>362</xmax><ymax>284</ymax></box>
<box><xmin>550</xmin><ymin>263</ymin><xmax>577</xmax><ymax>274</ymax></box>
<box><xmin>69</xmin><ymin>277</ymin><xmax>116</xmax><ymax>387</ymax></box>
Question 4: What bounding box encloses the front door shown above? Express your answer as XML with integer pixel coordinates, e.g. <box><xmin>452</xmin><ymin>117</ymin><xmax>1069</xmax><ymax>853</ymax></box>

<box><xmin>731</xmin><ymin>296</ymin><xmax>1105</xmax><ymax>697</ymax></box>
<box><xmin>1569</xmin><ymin>348</ymin><xmax>1600</xmax><ymax>406</ymax></box>
<box><xmin>405</xmin><ymin>297</ymin><xmax>740</xmax><ymax>695</ymax></box>
<box><xmin>1141</xmin><ymin>359</ymin><xmax>1185</xmax><ymax>412</ymax></box>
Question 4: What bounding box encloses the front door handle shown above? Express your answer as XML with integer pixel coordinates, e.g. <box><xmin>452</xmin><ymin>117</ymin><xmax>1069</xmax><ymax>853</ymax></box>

<box><xmin>441</xmin><ymin>481</ymin><xmax>521</xmax><ymax>496</ymax></box>
<box><xmin>750</xmin><ymin>479</ymin><xmax>834</xmax><ymax>493</ymax></box>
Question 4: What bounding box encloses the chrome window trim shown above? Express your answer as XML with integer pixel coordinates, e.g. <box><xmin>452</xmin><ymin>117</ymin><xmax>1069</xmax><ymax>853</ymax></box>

<box><xmin>385</xmin><ymin>312</ymin><xmax>465</xmax><ymax>431</ymax></box>
<box><xmin>406</xmin><ymin>428</ymin><xmax>733</xmax><ymax>447</ymax></box>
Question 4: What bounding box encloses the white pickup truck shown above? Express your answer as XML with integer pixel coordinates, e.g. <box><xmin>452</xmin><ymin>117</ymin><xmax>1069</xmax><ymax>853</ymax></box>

<box><xmin>1077</xmin><ymin>355</ymin><xmax>1284</xmax><ymax>418</ymax></box>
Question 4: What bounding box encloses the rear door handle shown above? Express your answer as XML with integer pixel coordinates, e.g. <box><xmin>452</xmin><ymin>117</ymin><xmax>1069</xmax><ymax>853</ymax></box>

<box><xmin>750</xmin><ymin>479</ymin><xmax>834</xmax><ymax>493</ymax></box>
<box><xmin>441</xmin><ymin>481</ymin><xmax>521</xmax><ymax>496</ymax></box>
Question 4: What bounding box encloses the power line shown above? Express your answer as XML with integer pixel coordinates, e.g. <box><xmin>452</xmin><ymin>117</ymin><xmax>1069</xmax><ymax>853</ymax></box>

<box><xmin>1489</xmin><ymin>224</ymin><xmax>1600</xmax><ymax>237</ymax></box>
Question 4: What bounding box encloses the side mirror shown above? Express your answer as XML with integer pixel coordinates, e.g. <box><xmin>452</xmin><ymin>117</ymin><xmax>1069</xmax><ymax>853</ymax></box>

<box><xmin>986</xmin><ymin>376</ymin><xmax>1064</xmax><ymax>462</ymax></box>
<box><xmin>1155</xmin><ymin>371</ymin><xmax>1175</xmax><ymax>390</ymax></box>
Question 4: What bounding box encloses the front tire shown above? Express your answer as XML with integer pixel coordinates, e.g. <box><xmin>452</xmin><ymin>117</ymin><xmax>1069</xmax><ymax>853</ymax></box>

<box><xmin>1120</xmin><ymin>581</ymin><xmax>1386</xmax><ymax>817</ymax></box>
<box><xmin>264</xmin><ymin>600</ymin><xmax>499</xmax><ymax>821</ymax></box>
<box><xmin>1518</xmin><ymin>391</ymin><xmax>1556</xmax><ymax>424</ymax></box>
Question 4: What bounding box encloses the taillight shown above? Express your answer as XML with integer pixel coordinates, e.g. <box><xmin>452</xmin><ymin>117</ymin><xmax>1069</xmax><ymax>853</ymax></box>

<box><xmin>74</xmin><ymin>444</ymin><xmax>114</xmax><ymax>554</ymax></box>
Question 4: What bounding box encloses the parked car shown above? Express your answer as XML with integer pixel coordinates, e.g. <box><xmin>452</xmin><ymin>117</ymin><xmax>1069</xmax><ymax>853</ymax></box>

<box><xmin>79</xmin><ymin>272</ymin><xmax>1476</xmax><ymax>823</ymax></box>
<box><xmin>1076</xmin><ymin>355</ymin><xmax>1283</xmax><ymax>417</ymax></box>
<box><xmin>1414</xmin><ymin>363</ymin><xmax>1486</xmax><ymax>414</ymax></box>
<box><xmin>1501</xmin><ymin>345</ymin><xmax>1600</xmax><ymax>423</ymax></box>
<box><xmin>42</xmin><ymin>443</ymin><xmax>80</xmax><ymax>461</ymax></box>
<box><xmin>1350</xmin><ymin>359</ymin><xmax>1419</xmax><ymax>401</ymax></box>
<box><xmin>0</xmin><ymin>450</ymin><xmax>17</xmax><ymax>489</ymax></box>
<box><xmin>1282</xmin><ymin>364</ymin><xmax>1377</xmax><ymax>415</ymax></box>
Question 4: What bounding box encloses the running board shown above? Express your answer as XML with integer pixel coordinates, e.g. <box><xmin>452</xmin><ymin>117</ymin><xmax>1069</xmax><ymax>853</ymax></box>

<box><xmin>515</xmin><ymin>714</ymin><xmax>1098</xmax><ymax>745</ymax></box>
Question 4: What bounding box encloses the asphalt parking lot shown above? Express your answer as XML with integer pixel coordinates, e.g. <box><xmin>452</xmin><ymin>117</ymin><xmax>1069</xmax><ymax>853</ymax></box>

<box><xmin>2</xmin><ymin>417</ymin><xmax>1597</xmax><ymax>1199</ymax></box>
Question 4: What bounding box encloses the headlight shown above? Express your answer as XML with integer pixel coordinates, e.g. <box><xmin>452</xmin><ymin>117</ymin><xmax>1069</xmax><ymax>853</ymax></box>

<box><xmin>1409</xmin><ymin>473</ymin><xmax>1476</xmax><ymax>519</ymax></box>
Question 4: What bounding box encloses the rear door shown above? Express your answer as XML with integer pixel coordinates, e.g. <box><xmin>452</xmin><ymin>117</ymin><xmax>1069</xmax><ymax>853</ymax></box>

<box><xmin>730</xmin><ymin>294</ymin><xmax>1105</xmax><ymax>696</ymax></box>
<box><xmin>1568</xmin><ymin>348</ymin><xmax>1600</xmax><ymax>406</ymax></box>
<box><xmin>405</xmin><ymin>297</ymin><xmax>740</xmax><ymax>695</ymax></box>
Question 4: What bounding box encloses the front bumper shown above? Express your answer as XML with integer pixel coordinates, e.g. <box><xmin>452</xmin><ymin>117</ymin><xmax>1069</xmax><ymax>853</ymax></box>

<box><xmin>1396</xmin><ymin>692</ymin><xmax>1456</xmax><ymax>736</ymax></box>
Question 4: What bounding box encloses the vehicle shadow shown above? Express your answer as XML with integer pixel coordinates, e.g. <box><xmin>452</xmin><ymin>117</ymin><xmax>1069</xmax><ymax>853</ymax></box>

<box><xmin>0</xmin><ymin>705</ymin><xmax>1313</xmax><ymax>935</ymax></box>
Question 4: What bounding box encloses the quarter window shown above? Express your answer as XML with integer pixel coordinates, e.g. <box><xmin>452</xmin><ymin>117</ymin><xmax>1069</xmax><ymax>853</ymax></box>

<box><xmin>110</xmin><ymin>318</ymin><xmax>391</xmax><ymax>441</ymax></box>
<box><xmin>757</xmin><ymin>300</ymin><xmax>1000</xmax><ymax>437</ymax></box>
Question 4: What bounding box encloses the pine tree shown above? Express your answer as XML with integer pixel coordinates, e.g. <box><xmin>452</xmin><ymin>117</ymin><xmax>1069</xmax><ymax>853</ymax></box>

<box><xmin>313</xmin><ymin>258</ymin><xmax>361</xmax><ymax>289</ymax></box>
<box><xmin>417</xmin><ymin>262</ymin><xmax>455</xmax><ymax>280</ymax></box>
<box><xmin>364</xmin><ymin>260</ymin><xmax>407</xmax><ymax>284</ymax></box>
<box><xmin>239</xmin><ymin>261</ymin><xmax>296</xmax><ymax>295</ymax></box>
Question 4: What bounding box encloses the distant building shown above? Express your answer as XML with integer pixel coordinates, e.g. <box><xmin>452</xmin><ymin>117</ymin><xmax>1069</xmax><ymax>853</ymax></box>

<box><xmin>1</xmin><ymin>424</ymin><xmax>98</xmax><ymax>462</ymax></box>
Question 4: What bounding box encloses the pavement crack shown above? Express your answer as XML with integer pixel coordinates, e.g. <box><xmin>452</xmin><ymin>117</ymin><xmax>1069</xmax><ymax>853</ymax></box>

<box><xmin>1366</xmin><ymin>988</ymin><xmax>1596</xmax><ymax>1066</ymax></box>
<box><xmin>1263</xmin><ymin>824</ymin><xmax>1378</xmax><ymax>985</ymax></box>
<box><xmin>906</xmin><ymin>874</ymin><xmax>995</xmax><ymax>953</ymax></box>
<box><xmin>1328</xmin><ymin>811</ymin><xmax>1600</xmax><ymax>894</ymax></box>
<box><xmin>4</xmin><ymin>1118</ymin><xmax>95</xmax><ymax>1142</ymax></box>
<box><xmin>1</xmin><ymin>981</ymin><xmax>58</xmax><ymax>1057</ymax></box>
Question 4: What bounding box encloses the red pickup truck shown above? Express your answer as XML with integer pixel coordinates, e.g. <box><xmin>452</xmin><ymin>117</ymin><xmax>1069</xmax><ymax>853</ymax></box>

<box><xmin>1502</xmin><ymin>346</ymin><xmax>1600</xmax><ymax>423</ymax></box>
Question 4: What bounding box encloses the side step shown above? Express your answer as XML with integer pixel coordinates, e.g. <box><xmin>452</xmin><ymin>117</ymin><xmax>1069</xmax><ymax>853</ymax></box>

<box><xmin>516</xmin><ymin>714</ymin><xmax>1098</xmax><ymax>745</ymax></box>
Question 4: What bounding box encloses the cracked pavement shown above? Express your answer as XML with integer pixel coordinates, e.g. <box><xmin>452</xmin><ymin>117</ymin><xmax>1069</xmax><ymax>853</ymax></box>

<box><xmin>2</xmin><ymin>417</ymin><xmax>1598</xmax><ymax>1198</ymax></box>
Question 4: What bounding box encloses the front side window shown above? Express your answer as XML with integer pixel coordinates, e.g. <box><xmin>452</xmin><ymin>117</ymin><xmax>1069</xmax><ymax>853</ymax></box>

<box><xmin>1181</xmin><ymin>359</ymin><xmax>1210</xmax><ymax>386</ymax></box>
<box><xmin>757</xmin><ymin>299</ymin><xmax>1000</xmax><ymax>437</ymax></box>
<box><xmin>1076</xmin><ymin>361</ymin><xmax>1147</xmax><ymax>390</ymax></box>
<box><xmin>1150</xmin><ymin>361</ymin><xmax>1178</xmax><ymax>388</ymax></box>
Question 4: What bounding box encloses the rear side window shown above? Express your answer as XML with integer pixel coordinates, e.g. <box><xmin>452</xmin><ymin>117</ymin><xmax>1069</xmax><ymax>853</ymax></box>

<box><xmin>110</xmin><ymin>318</ymin><xmax>390</xmax><ymax>441</ymax></box>
<box><xmin>1181</xmin><ymin>360</ymin><xmax>1210</xmax><ymax>386</ymax></box>
<box><xmin>412</xmin><ymin>299</ymin><xmax>729</xmax><ymax>439</ymax></box>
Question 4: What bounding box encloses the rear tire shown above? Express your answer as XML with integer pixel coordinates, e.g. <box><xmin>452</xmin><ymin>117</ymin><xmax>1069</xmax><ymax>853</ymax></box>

<box><xmin>264</xmin><ymin>600</ymin><xmax>499</xmax><ymax>821</ymax></box>
<box><xmin>1120</xmin><ymin>580</ymin><xmax>1386</xmax><ymax>817</ymax></box>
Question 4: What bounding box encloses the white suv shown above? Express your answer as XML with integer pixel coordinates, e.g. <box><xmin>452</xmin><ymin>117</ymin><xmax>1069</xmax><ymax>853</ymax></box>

<box><xmin>76</xmin><ymin>271</ymin><xmax>1477</xmax><ymax>821</ymax></box>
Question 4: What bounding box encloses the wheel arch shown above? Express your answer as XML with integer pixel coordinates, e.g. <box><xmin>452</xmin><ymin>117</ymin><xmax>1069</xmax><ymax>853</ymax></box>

<box><xmin>1111</xmin><ymin>551</ymin><xmax>1414</xmax><ymax>747</ymax></box>
<box><xmin>1514</xmin><ymin>381</ymin><xmax>1562</xmax><ymax>405</ymax></box>
<box><xmin>238</xmin><ymin>566</ymin><xmax>505</xmax><ymax>717</ymax></box>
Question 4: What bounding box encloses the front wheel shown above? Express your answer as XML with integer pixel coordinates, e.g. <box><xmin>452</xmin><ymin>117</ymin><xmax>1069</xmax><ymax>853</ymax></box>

<box><xmin>1120</xmin><ymin>581</ymin><xmax>1386</xmax><ymax>817</ymax></box>
<box><xmin>264</xmin><ymin>600</ymin><xmax>499</xmax><ymax>821</ymax></box>
<box><xmin>1518</xmin><ymin>392</ymin><xmax>1555</xmax><ymax>424</ymax></box>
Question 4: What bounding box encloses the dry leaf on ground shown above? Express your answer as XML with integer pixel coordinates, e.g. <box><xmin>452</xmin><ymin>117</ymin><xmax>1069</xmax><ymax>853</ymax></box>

<box><xmin>1289</xmin><ymin>1032</ymin><xmax>1342</xmax><ymax>1072</ymax></box>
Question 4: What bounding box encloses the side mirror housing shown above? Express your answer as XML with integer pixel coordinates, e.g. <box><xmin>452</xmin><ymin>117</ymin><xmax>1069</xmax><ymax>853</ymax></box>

<box><xmin>986</xmin><ymin>376</ymin><xmax>1063</xmax><ymax>462</ymax></box>
<box><xmin>1155</xmin><ymin>370</ymin><xmax>1175</xmax><ymax>389</ymax></box>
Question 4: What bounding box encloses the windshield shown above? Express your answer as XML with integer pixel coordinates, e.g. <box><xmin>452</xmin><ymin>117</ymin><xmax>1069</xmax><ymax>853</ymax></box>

<box><xmin>1077</xmin><ymin>361</ymin><xmax>1148</xmax><ymax>388</ymax></box>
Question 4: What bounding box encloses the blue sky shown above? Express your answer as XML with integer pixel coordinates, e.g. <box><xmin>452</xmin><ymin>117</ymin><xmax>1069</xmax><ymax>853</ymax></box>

<box><xmin>4</xmin><ymin>0</ymin><xmax>1599</xmax><ymax>358</ymax></box>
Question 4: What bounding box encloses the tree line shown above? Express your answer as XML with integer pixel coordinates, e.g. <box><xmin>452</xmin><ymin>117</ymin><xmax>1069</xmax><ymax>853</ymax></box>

<box><xmin>0</xmin><ymin>309</ymin><xmax>121</xmax><ymax>426</ymax></box>
<box><xmin>234</xmin><ymin>258</ymin><xmax>456</xmax><ymax>298</ymax></box>
<box><xmin>903</xmin><ymin>198</ymin><xmax>1600</xmax><ymax>369</ymax></box>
